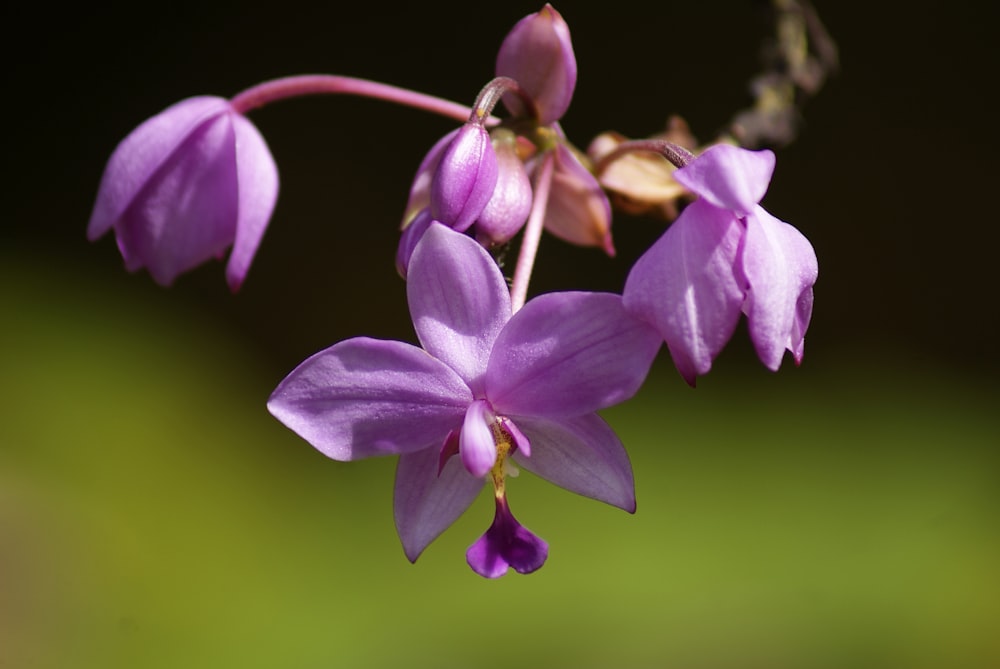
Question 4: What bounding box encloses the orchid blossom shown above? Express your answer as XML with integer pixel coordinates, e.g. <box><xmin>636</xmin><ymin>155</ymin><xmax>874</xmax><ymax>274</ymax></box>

<box><xmin>268</xmin><ymin>224</ymin><xmax>660</xmax><ymax>577</ymax></box>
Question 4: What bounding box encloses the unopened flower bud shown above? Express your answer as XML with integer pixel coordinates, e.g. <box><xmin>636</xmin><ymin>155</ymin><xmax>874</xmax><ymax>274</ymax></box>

<box><xmin>495</xmin><ymin>4</ymin><xmax>577</xmax><ymax>124</ymax></box>
<box><xmin>431</xmin><ymin>123</ymin><xmax>498</xmax><ymax>232</ymax></box>
<box><xmin>476</xmin><ymin>129</ymin><xmax>533</xmax><ymax>245</ymax></box>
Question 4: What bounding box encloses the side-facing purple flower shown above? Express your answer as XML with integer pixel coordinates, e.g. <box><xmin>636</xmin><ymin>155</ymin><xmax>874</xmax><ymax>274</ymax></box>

<box><xmin>88</xmin><ymin>96</ymin><xmax>278</xmax><ymax>291</ymax></box>
<box><xmin>269</xmin><ymin>223</ymin><xmax>661</xmax><ymax>577</ymax></box>
<box><xmin>623</xmin><ymin>144</ymin><xmax>817</xmax><ymax>385</ymax></box>
<box><xmin>496</xmin><ymin>4</ymin><xmax>577</xmax><ymax>124</ymax></box>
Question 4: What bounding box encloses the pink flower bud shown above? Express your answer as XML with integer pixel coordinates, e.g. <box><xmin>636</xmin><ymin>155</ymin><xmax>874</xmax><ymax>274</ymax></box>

<box><xmin>495</xmin><ymin>4</ymin><xmax>577</xmax><ymax>125</ymax></box>
<box><xmin>476</xmin><ymin>129</ymin><xmax>533</xmax><ymax>245</ymax></box>
<box><xmin>430</xmin><ymin>123</ymin><xmax>498</xmax><ymax>232</ymax></box>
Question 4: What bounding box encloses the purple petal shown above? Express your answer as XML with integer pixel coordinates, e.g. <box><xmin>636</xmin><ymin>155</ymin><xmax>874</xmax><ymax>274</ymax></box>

<box><xmin>395</xmin><ymin>208</ymin><xmax>435</xmax><ymax>279</ymax></box>
<box><xmin>495</xmin><ymin>4</ymin><xmax>577</xmax><ymax>125</ymax></box>
<box><xmin>538</xmin><ymin>144</ymin><xmax>615</xmax><ymax>255</ymax></box>
<box><xmin>430</xmin><ymin>123</ymin><xmax>498</xmax><ymax>232</ymax></box>
<box><xmin>113</xmin><ymin>111</ymin><xmax>239</xmax><ymax>286</ymax></box>
<box><xmin>460</xmin><ymin>399</ymin><xmax>498</xmax><ymax>478</ymax></box>
<box><xmin>475</xmin><ymin>129</ymin><xmax>533</xmax><ymax>245</ymax></box>
<box><xmin>673</xmin><ymin>144</ymin><xmax>775</xmax><ymax>216</ymax></box>
<box><xmin>267</xmin><ymin>337</ymin><xmax>471</xmax><ymax>461</ymax></box>
<box><xmin>226</xmin><ymin>112</ymin><xmax>279</xmax><ymax>292</ymax></box>
<box><xmin>394</xmin><ymin>442</ymin><xmax>485</xmax><ymax>562</ymax></box>
<box><xmin>512</xmin><ymin>414</ymin><xmax>635</xmax><ymax>512</ymax></box>
<box><xmin>401</xmin><ymin>128</ymin><xmax>460</xmax><ymax>229</ymax></box>
<box><xmin>623</xmin><ymin>199</ymin><xmax>745</xmax><ymax>385</ymax></box>
<box><xmin>739</xmin><ymin>206</ymin><xmax>819</xmax><ymax>370</ymax></box>
<box><xmin>466</xmin><ymin>496</ymin><xmax>548</xmax><ymax>578</ymax></box>
<box><xmin>486</xmin><ymin>291</ymin><xmax>661</xmax><ymax>417</ymax></box>
<box><xmin>88</xmin><ymin>96</ymin><xmax>232</xmax><ymax>241</ymax></box>
<box><xmin>407</xmin><ymin>223</ymin><xmax>511</xmax><ymax>394</ymax></box>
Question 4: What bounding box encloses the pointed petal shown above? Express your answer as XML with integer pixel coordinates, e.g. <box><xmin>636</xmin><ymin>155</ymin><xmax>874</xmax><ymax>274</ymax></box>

<box><xmin>466</xmin><ymin>496</ymin><xmax>548</xmax><ymax>578</ymax></box>
<box><xmin>460</xmin><ymin>400</ymin><xmax>498</xmax><ymax>478</ymax></box>
<box><xmin>512</xmin><ymin>414</ymin><xmax>635</xmax><ymax>512</ymax></box>
<box><xmin>407</xmin><ymin>223</ymin><xmax>511</xmax><ymax>395</ymax></box>
<box><xmin>495</xmin><ymin>4</ymin><xmax>577</xmax><ymax>125</ymax></box>
<box><xmin>486</xmin><ymin>291</ymin><xmax>661</xmax><ymax>417</ymax></box>
<box><xmin>673</xmin><ymin>144</ymin><xmax>775</xmax><ymax>216</ymax></box>
<box><xmin>539</xmin><ymin>144</ymin><xmax>615</xmax><ymax>255</ymax></box>
<box><xmin>88</xmin><ymin>96</ymin><xmax>232</xmax><ymax>241</ymax></box>
<box><xmin>623</xmin><ymin>199</ymin><xmax>745</xmax><ymax>385</ymax></box>
<box><xmin>740</xmin><ymin>206</ymin><xmax>819</xmax><ymax>370</ymax></box>
<box><xmin>114</xmin><ymin>112</ymin><xmax>239</xmax><ymax>286</ymax></box>
<box><xmin>394</xmin><ymin>443</ymin><xmax>484</xmax><ymax>562</ymax></box>
<box><xmin>226</xmin><ymin>113</ymin><xmax>279</xmax><ymax>292</ymax></box>
<box><xmin>267</xmin><ymin>337</ymin><xmax>471</xmax><ymax>461</ymax></box>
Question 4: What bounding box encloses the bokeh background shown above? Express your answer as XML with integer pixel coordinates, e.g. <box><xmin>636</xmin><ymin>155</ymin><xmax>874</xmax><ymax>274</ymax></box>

<box><xmin>3</xmin><ymin>1</ymin><xmax>998</xmax><ymax>667</ymax></box>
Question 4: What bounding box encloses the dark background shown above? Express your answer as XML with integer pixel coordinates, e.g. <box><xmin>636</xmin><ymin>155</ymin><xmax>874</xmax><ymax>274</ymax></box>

<box><xmin>4</xmin><ymin>2</ymin><xmax>999</xmax><ymax>667</ymax></box>
<box><xmin>7</xmin><ymin>0</ymin><xmax>999</xmax><ymax>377</ymax></box>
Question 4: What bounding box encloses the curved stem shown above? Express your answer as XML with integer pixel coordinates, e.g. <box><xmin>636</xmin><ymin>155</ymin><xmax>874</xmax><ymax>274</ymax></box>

<box><xmin>509</xmin><ymin>151</ymin><xmax>555</xmax><ymax>313</ymax></box>
<box><xmin>593</xmin><ymin>138</ymin><xmax>695</xmax><ymax>175</ymax></box>
<box><xmin>469</xmin><ymin>76</ymin><xmax>532</xmax><ymax>124</ymax></box>
<box><xmin>230</xmin><ymin>74</ymin><xmax>498</xmax><ymax>124</ymax></box>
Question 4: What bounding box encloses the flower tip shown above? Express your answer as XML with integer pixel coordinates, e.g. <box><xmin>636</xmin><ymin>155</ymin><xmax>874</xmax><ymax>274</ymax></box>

<box><xmin>602</xmin><ymin>232</ymin><xmax>616</xmax><ymax>257</ymax></box>
<box><xmin>495</xmin><ymin>3</ymin><xmax>577</xmax><ymax>124</ymax></box>
<box><xmin>225</xmin><ymin>269</ymin><xmax>245</xmax><ymax>294</ymax></box>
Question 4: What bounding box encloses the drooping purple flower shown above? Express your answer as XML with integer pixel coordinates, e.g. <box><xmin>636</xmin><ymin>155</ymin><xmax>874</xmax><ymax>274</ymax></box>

<box><xmin>496</xmin><ymin>4</ymin><xmax>577</xmax><ymax>125</ymax></box>
<box><xmin>623</xmin><ymin>144</ymin><xmax>818</xmax><ymax>384</ymax></box>
<box><xmin>88</xmin><ymin>96</ymin><xmax>278</xmax><ymax>291</ymax></box>
<box><xmin>268</xmin><ymin>223</ymin><xmax>661</xmax><ymax>577</ymax></box>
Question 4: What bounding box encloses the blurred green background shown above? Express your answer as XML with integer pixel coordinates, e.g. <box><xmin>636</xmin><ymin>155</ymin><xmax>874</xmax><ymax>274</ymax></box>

<box><xmin>4</xmin><ymin>1</ymin><xmax>998</xmax><ymax>667</ymax></box>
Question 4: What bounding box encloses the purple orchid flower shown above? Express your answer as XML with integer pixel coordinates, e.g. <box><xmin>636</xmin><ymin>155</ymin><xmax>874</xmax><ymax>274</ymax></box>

<box><xmin>623</xmin><ymin>144</ymin><xmax>818</xmax><ymax>385</ymax></box>
<box><xmin>268</xmin><ymin>223</ymin><xmax>661</xmax><ymax>577</ymax></box>
<box><xmin>88</xmin><ymin>96</ymin><xmax>278</xmax><ymax>291</ymax></box>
